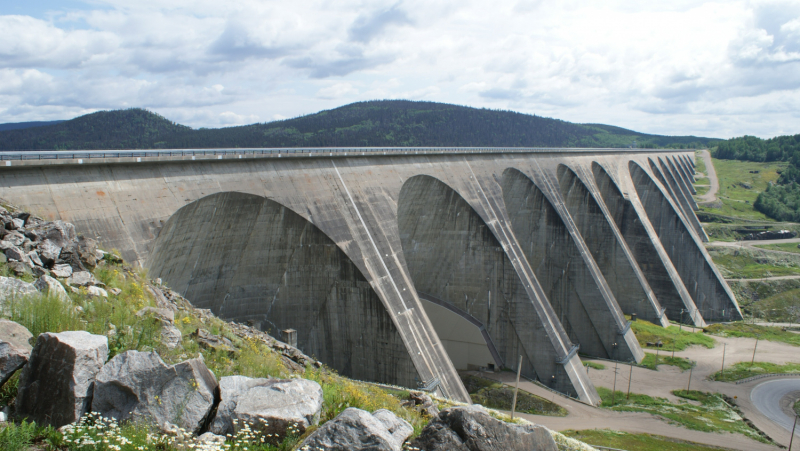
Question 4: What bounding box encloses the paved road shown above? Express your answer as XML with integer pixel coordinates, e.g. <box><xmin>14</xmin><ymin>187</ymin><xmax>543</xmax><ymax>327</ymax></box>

<box><xmin>751</xmin><ymin>379</ymin><xmax>800</xmax><ymax>437</ymax></box>
<box><xmin>697</xmin><ymin>149</ymin><xmax>720</xmax><ymax>204</ymax></box>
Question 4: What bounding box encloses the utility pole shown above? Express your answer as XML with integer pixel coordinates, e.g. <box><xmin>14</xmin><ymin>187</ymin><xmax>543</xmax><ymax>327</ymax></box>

<box><xmin>790</xmin><ymin>414</ymin><xmax>797</xmax><ymax>451</ymax></box>
<box><xmin>680</xmin><ymin>309</ymin><xmax>685</xmax><ymax>332</ymax></box>
<box><xmin>511</xmin><ymin>355</ymin><xmax>522</xmax><ymax>419</ymax></box>
<box><xmin>752</xmin><ymin>335</ymin><xmax>760</xmax><ymax>364</ymax></box>
<box><xmin>672</xmin><ymin>338</ymin><xmax>676</xmax><ymax>359</ymax></box>
<box><xmin>687</xmin><ymin>365</ymin><xmax>693</xmax><ymax>391</ymax></box>
<box><xmin>721</xmin><ymin>343</ymin><xmax>727</xmax><ymax>378</ymax></box>
<box><xmin>627</xmin><ymin>364</ymin><xmax>633</xmax><ymax>400</ymax></box>
<box><xmin>612</xmin><ymin>361</ymin><xmax>619</xmax><ymax>404</ymax></box>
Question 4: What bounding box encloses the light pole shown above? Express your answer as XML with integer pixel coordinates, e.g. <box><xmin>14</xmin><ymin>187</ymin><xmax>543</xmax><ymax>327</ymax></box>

<box><xmin>612</xmin><ymin>361</ymin><xmax>619</xmax><ymax>404</ymax></box>
<box><xmin>680</xmin><ymin>309</ymin><xmax>686</xmax><ymax>331</ymax></box>
<box><xmin>687</xmin><ymin>365</ymin><xmax>693</xmax><ymax>391</ymax></box>
<box><xmin>627</xmin><ymin>364</ymin><xmax>633</xmax><ymax>400</ymax></box>
<box><xmin>790</xmin><ymin>414</ymin><xmax>797</xmax><ymax>451</ymax></box>
<box><xmin>751</xmin><ymin>334</ymin><xmax>760</xmax><ymax>365</ymax></box>
<box><xmin>720</xmin><ymin>343</ymin><xmax>727</xmax><ymax>378</ymax></box>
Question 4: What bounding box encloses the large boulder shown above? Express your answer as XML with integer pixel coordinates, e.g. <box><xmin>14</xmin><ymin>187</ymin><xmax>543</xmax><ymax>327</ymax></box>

<box><xmin>408</xmin><ymin>405</ymin><xmax>558</xmax><ymax>451</ymax></box>
<box><xmin>298</xmin><ymin>407</ymin><xmax>413</xmax><ymax>451</ymax></box>
<box><xmin>51</xmin><ymin>264</ymin><xmax>73</xmax><ymax>279</ymax></box>
<box><xmin>0</xmin><ymin>319</ymin><xmax>33</xmax><ymax>386</ymax></box>
<box><xmin>34</xmin><ymin>275</ymin><xmax>69</xmax><ymax>301</ymax></box>
<box><xmin>66</xmin><ymin>271</ymin><xmax>102</xmax><ymax>288</ymax></box>
<box><xmin>15</xmin><ymin>331</ymin><xmax>109</xmax><ymax>428</ymax></box>
<box><xmin>37</xmin><ymin>239</ymin><xmax>61</xmax><ymax>267</ymax></box>
<box><xmin>92</xmin><ymin>351</ymin><xmax>218</xmax><ymax>434</ymax></box>
<box><xmin>0</xmin><ymin>276</ymin><xmax>37</xmax><ymax>304</ymax></box>
<box><xmin>209</xmin><ymin>376</ymin><xmax>322</xmax><ymax>441</ymax></box>
<box><xmin>59</xmin><ymin>237</ymin><xmax>98</xmax><ymax>271</ymax></box>
<box><xmin>34</xmin><ymin>221</ymin><xmax>75</xmax><ymax>249</ymax></box>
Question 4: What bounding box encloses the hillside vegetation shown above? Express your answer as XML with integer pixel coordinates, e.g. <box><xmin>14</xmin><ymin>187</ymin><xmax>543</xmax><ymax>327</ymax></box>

<box><xmin>0</xmin><ymin>100</ymin><xmax>716</xmax><ymax>150</ymax></box>
<box><xmin>712</xmin><ymin>134</ymin><xmax>800</xmax><ymax>221</ymax></box>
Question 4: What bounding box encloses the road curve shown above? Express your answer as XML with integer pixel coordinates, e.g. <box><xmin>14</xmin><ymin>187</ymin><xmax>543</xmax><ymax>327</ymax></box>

<box><xmin>697</xmin><ymin>149</ymin><xmax>720</xmax><ymax>204</ymax></box>
<box><xmin>751</xmin><ymin>378</ymin><xmax>800</xmax><ymax>437</ymax></box>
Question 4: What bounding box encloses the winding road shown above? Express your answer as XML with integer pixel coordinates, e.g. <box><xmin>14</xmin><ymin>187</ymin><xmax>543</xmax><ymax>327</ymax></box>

<box><xmin>752</xmin><ymin>379</ymin><xmax>800</xmax><ymax>438</ymax></box>
<box><xmin>697</xmin><ymin>149</ymin><xmax>720</xmax><ymax>204</ymax></box>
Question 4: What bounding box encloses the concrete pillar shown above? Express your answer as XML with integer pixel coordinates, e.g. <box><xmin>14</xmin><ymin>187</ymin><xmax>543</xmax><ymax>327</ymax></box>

<box><xmin>670</xmin><ymin>156</ymin><xmax>697</xmax><ymax>196</ymax></box>
<box><xmin>653</xmin><ymin>158</ymin><xmax>707</xmax><ymax>242</ymax></box>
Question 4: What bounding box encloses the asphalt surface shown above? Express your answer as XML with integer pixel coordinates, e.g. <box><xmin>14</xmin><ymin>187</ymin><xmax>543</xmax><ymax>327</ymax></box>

<box><xmin>751</xmin><ymin>379</ymin><xmax>800</xmax><ymax>437</ymax></box>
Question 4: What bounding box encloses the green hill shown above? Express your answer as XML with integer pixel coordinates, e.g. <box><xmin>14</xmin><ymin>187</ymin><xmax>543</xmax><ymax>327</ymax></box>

<box><xmin>0</xmin><ymin>100</ymin><xmax>718</xmax><ymax>150</ymax></box>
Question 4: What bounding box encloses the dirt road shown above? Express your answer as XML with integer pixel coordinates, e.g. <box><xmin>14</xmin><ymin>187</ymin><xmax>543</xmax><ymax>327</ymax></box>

<box><xmin>697</xmin><ymin>149</ymin><xmax>720</xmax><ymax>204</ymax></box>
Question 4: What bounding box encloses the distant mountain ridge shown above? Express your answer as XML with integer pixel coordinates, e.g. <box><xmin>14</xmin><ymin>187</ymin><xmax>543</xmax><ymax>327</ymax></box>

<box><xmin>0</xmin><ymin>120</ymin><xmax>65</xmax><ymax>132</ymax></box>
<box><xmin>0</xmin><ymin>100</ymin><xmax>717</xmax><ymax>150</ymax></box>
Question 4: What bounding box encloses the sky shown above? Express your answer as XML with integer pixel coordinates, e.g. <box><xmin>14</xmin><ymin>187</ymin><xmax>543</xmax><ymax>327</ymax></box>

<box><xmin>1</xmin><ymin>1</ymin><xmax>800</xmax><ymax>138</ymax></box>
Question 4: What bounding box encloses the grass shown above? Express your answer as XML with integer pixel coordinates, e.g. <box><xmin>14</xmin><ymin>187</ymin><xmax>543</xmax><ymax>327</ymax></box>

<box><xmin>795</xmin><ymin>399</ymin><xmax>800</xmax><ymax>416</ymax></box>
<box><xmin>595</xmin><ymin>387</ymin><xmax>770</xmax><ymax>443</ymax></box>
<box><xmin>726</xmin><ymin>279</ymin><xmax>800</xmax><ymax>321</ymax></box>
<box><xmin>704</xmin><ymin>323</ymin><xmax>800</xmax><ymax>346</ymax></box>
<box><xmin>693</xmin><ymin>176</ymin><xmax>710</xmax><ymax>185</ymax></box>
<box><xmin>753</xmin><ymin>242</ymin><xmax>800</xmax><ymax>254</ymax></box>
<box><xmin>696</xmin><ymin>157</ymin><xmax>786</xmax><ymax>222</ymax></box>
<box><xmin>0</xmin><ymin>421</ymin><xmax>58</xmax><ymax>451</ymax></box>
<box><xmin>630</xmin><ymin>318</ymin><xmax>716</xmax><ymax>351</ymax></box>
<box><xmin>694</xmin><ymin>185</ymin><xmax>710</xmax><ymax>196</ymax></box>
<box><xmin>707</xmin><ymin>246</ymin><xmax>800</xmax><ymax>279</ymax></box>
<box><xmin>460</xmin><ymin>374</ymin><xmax>567</xmax><ymax>417</ymax></box>
<box><xmin>694</xmin><ymin>152</ymin><xmax>707</xmax><ymax>175</ymax></box>
<box><xmin>711</xmin><ymin>361</ymin><xmax>800</xmax><ymax>382</ymax></box>
<box><xmin>583</xmin><ymin>361</ymin><xmax>606</xmax><ymax>370</ymax></box>
<box><xmin>563</xmin><ymin>429</ymin><xmax>741</xmax><ymax>451</ymax></box>
<box><xmin>703</xmin><ymin>222</ymin><xmax>800</xmax><ymax>241</ymax></box>
<box><xmin>641</xmin><ymin>353</ymin><xmax>695</xmax><ymax>371</ymax></box>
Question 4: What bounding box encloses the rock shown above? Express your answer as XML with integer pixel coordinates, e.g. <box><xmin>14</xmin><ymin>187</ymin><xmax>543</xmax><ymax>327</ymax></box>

<box><xmin>15</xmin><ymin>331</ymin><xmax>109</xmax><ymax>428</ymax></box>
<box><xmin>31</xmin><ymin>266</ymin><xmax>48</xmax><ymax>277</ymax></box>
<box><xmin>5</xmin><ymin>246</ymin><xmax>31</xmax><ymax>266</ymax></box>
<box><xmin>299</xmin><ymin>408</ymin><xmax>413</xmax><ymax>451</ymax></box>
<box><xmin>0</xmin><ymin>276</ymin><xmax>37</xmax><ymax>303</ymax></box>
<box><xmin>0</xmin><ymin>254</ymin><xmax>5</xmax><ymax>264</ymax></box>
<box><xmin>60</xmin><ymin>237</ymin><xmax>98</xmax><ymax>271</ymax></box>
<box><xmin>34</xmin><ymin>275</ymin><xmax>69</xmax><ymax>301</ymax></box>
<box><xmin>66</xmin><ymin>271</ymin><xmax>101</xmax><ymax>287</ymax></box>
<box><xmin>3</xmin><ymin>232</ymin><xmax>25</xmax><ymax>247</ymax></box>
<box><xmin>87</xmin><ymin>286</ymin><xmax>108</xmax><ymax>298</ymax></box>
<box><xmin>161</xmin><ymin>323</ymin><xmax>182</xmax><ymax>350</ymax></box>
<box><xmin>0</xmin><ymin>319</ymin><xmax>33</xmax><ymax>386</ymax></box>
<box><xmin>26</xmin><ymin>251</ymin><xmax>43</xmax><ymax>268</ymax></box>
<box><xmin>37</xmin><ymin>239</ymin><xmax>62</xmax><ymax>267</ymax></box>
<box><xmin>109</xmin><ymin>287</ymin><xmax>121</xmax><ymax>296</ymax></box>
<box><xmin>95</xmin><ymin>249</ymin><xmax>106</xmax><ymax>261</ymax></box>
<box><xmin>92</xmin><ymin>351</ymin><xmax>218</xmax><ymax>434</ymax></box>
<box><xmin>136</xmin><ymin>307</ymin><xmax>175</xmax><ymax>323</ymax></box>
<box><xmin>408</xmin><ymin>405</ymin><xmax>558</xmax><ymax>451</ymax></box>
<box><xmin>7</xmin><ymin>262</ymin><xmax>31</xmax><ymax>277</ymax></box>
<box><xmin>197</xmin><ymin>432</ymin><xmax>226</xmax><ymax>445</ymax></box>
<box><xmin>210</xmin><ymin>376</ymin><xmax>322</xmax><ymax>441</ymax></box>
<box><xmin>35</xmin><ymin>221</ymin><xmax>75</xmax><ymax>248</ymax></box>
<box><xmin>409</xmin><ymin>391</ymin><xmax>439</xmax><ymax>417</ymax></box>
<box><xmin>51</xmin><ymin>264</ymin><xmax>73</xmax><ymax>278</ymax></box>
<box><xmin>6</xmin><ymin>218</ymin><xmax>24</xmax><ymax>230</ymax></box>
<box><xmin>191</xmin><ymin>328</ymin><xmax>236</xmax><ymax>355</ymax></box>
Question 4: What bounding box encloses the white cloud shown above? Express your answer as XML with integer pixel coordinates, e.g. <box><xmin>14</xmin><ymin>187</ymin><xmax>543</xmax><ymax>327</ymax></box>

<box><xmin>2</xmin><ymin>0</ymin><xmax>800</xmax><ymax>138</ymax></box>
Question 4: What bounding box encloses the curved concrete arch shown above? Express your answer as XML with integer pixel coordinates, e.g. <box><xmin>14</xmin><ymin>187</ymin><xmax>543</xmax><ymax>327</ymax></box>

<box><xmin>501</xmin><ymin>168</ymin><xmax>642</xmax><ymax>362</ymax></box>
<box><xmin>651</xmin><ymin>158</ymin><xmax>707</xmax><ymax>241</ymax></box>
<box><xmin>398</xmin><ymin>175</ymin><xmax>574</xmax><ymax>388</ymax></box>
<box><xmin>628</xmin><ymin>162</ymin><xmax>742</xmax><ymax>322</ymax></box>
<box><xmin>670</xmin><ymin>156</ymin><xmax>696</xmax><ymax>195</ymax></box>
<box><xmin>556</xmin><ymin>164</ymin><xmax>667</xmax><ymax>327</ymax></box>
<box><xmin>592</xmin><ymin>162</ymin><xmax>700</xmax><ymax>324</ymax></box>
<box><xmin>665</xmin><ymin>157</ymin><xmax>698</xmax><ymax>209</ymax></box>
<box><xmin>147</xmin><ymin>191</ymin><xmax>419</xmax><ymax>387</ymax></box>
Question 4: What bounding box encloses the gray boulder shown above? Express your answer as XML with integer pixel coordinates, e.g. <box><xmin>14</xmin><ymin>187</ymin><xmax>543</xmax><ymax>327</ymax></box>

<box><xmin>66</xmin><ymin>271</ymin><xmax>102</xmax><ymax>287</ymax></box>
<box><xmin>92</xmin><ymin>351</ymin><xmax>218</xmax><ymax>434</ymax></box>
<box><xmin>136</xmin><ymin>307</ymin><xmax>175</xmax><ymax>323</ymax></box>
<box><xmin>35</xmin><ymin>221</ymin><xmax>75</xmax><ymax>248</ymax></box>
<box><xmin>37</xmin><ymin>239</ymin><xmax>61</xmax><ymax>267</ymax></box>
<box><xmin>5</xmin><ymin>246</ymin><xmax>31</xmax><ymax>266</ymax></box>
<box><xmin>135</xmin><ymin>308</ymin><xmax>180</xmax><ymax>349</ymax></box>
<box><xmin>0</xmin><ymin>276</ymin><xmax>37</xmax><ymax>303</ymax></box>
<box><xmin>3</xmin><ymin>232</ymin><xmax>25</xmax><ymax>247</ymax></box>
<box><xmin>0</xmin><ymin>319</ymin><xmax>33</xmax><ymax>386</ymax></box>
<box><xmin>34</xmin><ymin>275</ymin><xmax>69</xmax><ymax>301</ymax></box>
<box><xmin>87</xmin><ymin>286</ymin><xmax>108</xmax><ymax>298</ymax></box>
<box><xmin>6</xmin><ymin>262</ymin><xmax>31</xmax><ymax>277</ymax></box>
<box><xmin>219</xmin><ymin>377</ymin><xmax>323</xmax><ymax>441</ymax></box>
<box><xmin>51</xmin><ymin>264</ymin><xmax>73</xmax><ymax>279</ymax></box>
<box><xmin>16</xmin><ymin>331</ymin><xmax>109</xmax><ymax>428</ymax></box>
<box><xmin>26</xmin><ymin>251</ymin><xmax>43</xmax><ymax>268</ymax></box>
<box><xmin>59</xmin><ymin>237</ymin><xmax>98</xmax><ymax>271</ymax></box>
<box><xmin>299</xmin><ymin>407</ymin><xmax>413</xmax><ymax>451</ymax></box>
<box><xmin>409</xmin><ymin>405</ymin><xmax>558</xmax><ymax>451</ymax></box>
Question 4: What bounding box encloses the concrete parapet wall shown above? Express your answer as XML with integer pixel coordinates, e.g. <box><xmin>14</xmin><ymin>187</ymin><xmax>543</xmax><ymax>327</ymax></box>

<box><xmin>0</xmin><ymin>148</ymin><xmax>734</xmax><ymax>404</ymax></box>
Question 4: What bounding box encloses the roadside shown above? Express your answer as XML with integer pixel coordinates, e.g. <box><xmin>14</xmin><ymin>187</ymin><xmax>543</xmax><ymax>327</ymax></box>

<box><xmin>697</xmin><ymin>149</ymin><xmax>720</xmax><ymax>204</ymax></box>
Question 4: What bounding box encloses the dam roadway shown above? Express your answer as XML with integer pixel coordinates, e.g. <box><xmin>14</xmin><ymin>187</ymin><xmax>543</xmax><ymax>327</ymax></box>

<box><xmin>0</xmin><ymin>147</ymin><xmax>741</xmax><ymax>405</ymax></box>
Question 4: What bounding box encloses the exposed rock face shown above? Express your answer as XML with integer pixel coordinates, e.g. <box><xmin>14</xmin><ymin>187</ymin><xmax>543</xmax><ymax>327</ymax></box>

<box><xmin>0</xmin><ymin>319</ymin><xmax>33</xmax><ymax>386</ymax></box>
<box><xmin>0</xmin><ymin>276</ymin><xmax>37</xmax><ymax>304</ymax></box>
<box><xmin>299</xmin><ymin>407</ymin><xmax>413</xmax><ymax>451</ymax></box>
<box><xmin>34</xmin><ymin>275</ymin><xmax>69</xmax><ymax>301</ymax></box>
<box><xmin>214</xmin><ymin>377</ymin><xmax>323</xmax><ymax>441</ymax></box>
<box><xmin>15</xmin><ymin>331</ymin><xmax>109</xmax><ymax>428</ymax></box>
<box><xmin>51</xmin><ymin>264</ymin><xmax>73</xmax><ymax>279</ymax></box>
<box><xmin>136</xmin><ymin>307</ymin><xmax>181</xmax><ymax>349</ymax></box>
<box><xmin>60</xmin><ymin>237</ymin><xmax>98</xmax><ymax>271</ymax></box>
<box><xmin>66</xmin><ymin>271</ymin><xmax>102</xmax><ymax>288</ymax></box>
<box><xmin>409</xmin><ymin>405</ymin><xmax>558</xmax><ymax>451</ymax></box>
<box><xmin>92</xmin><ymin>351</ymin><xmax>218</xmax><ymax>434</ymax></box>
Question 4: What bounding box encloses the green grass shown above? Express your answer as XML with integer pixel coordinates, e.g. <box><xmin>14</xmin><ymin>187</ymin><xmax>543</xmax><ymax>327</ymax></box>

<box><xmin>696</xmin><ymin>158</ymin><xmax>787</xmax><ymax>221</ymax></box>
<box><xmin>693</xmin><ymin>176</ymin><xmax>710</xmax><ymax>185</ymax></box>
<box><xmin>753</xmin><ymin>242</ymin><xmax>800</xmax><ymax>254</ymax></box>
<box><xmin>563</xmin><ymin>429</ymin><xmax>740</xmax><ymax>451</ymax></box>
<box><xmin>705</xmin><ymin>323</ymin><xmax>800</xmax><ymax>346</ymax></box>
<box><xmin>595</xmin><ymin>387</ymin><xmax>769</xmax><ymax>443</ymax></box>
<box><xmin>641</xmin><ymin>353</ymin><xmax>695</xmax><ymax>371</ymax></box>
<box><xmin>694</xmin><ymin>185</ymin><xmax>710</xmax><ymax>196</ymax></box>
<box><xmin>711</xmin><ymin>361</ymin><xmax>800</xmax><ymax>382</ymax></box>
<box><xmin>707</xmin><ymin>246</ymin><xmax>800</xmax><ymax>279</ymax></box>
<box><xmin>0</xmin><ymin>421</ymin><xmax>58</xmax><ymax>451</ymax></box>
<box><xmin>694</xmin><ymin>152</ymin><xmax>707</xmax><ymax>175</ymax></box>
<box><xmin>727</xmin><ymin>279</ymin><xmax>800</xmax><ymax>321</ymax></box>
<box><xmin>630</xmin><ymin>318</ymin><xmax>716</xmax><ymax>351</ymax></box>
<box><xmin>583</xmin><ymin>361</ymin><xmax>606</xmax><ymax>370</ymax></box>
<box><xmin>460</xmin><ymin>375</ymin><xmax>567</xmax><ymax>416</ymax></box>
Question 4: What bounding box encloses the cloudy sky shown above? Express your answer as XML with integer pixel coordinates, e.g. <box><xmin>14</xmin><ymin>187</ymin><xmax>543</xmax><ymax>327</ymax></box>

<box><xmin>2</xmin><ymin>1</ymin><xmax>800</xmax><ymax>138</ymax></box>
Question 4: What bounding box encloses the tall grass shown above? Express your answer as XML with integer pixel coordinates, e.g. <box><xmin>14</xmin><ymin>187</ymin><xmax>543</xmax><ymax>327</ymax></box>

<box><xmin>630</xmin><ymin>319</ymin><xmax>715</xmax><ymax>351</ymax></box>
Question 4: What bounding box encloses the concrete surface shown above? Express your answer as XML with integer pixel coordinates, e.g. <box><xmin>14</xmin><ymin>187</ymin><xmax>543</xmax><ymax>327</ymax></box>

<box><xmin>0</xmin><ymin>148</ymin><xmax>735</xmax><ymax>404</ymax></box>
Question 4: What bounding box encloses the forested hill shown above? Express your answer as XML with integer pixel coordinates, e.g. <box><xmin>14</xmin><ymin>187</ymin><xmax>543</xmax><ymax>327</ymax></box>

<box><xmin>712</xmin><ymin>134</ymin><xmax>800</xmax><ymax>222</ymax></box>
<box><xmin>0</xmin><ymin>100</ymin><xmax>715</xmax><ymax>150</ymax></box>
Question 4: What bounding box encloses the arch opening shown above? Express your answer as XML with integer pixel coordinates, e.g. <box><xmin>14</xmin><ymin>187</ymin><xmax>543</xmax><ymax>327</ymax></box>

<box><xmin>147</xmin><ymin>191</ymin><xmax>418</xmax><ymax>386</ymax></box>
<box><xmin>557</xmin><ymin>164</ymin><xmax>665</xmax><ymax>325</ymax></box>
<box><xmin>501</xmin><ymin>168</ymin><xmax>639</xmax><ymax>361</ymax></box>
<box><xmin>398</xmin><ymin>174</ymin><xmax>559</xmax><ymax>387</ymax></box>
<box><xmin>628</xmin><ymin>163</ymin><xmax>742</xmax><ymax>322</ymax></box>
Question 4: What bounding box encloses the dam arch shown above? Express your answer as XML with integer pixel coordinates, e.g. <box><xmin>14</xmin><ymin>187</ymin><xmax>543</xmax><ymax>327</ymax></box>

<box><xmin>628</xmin><ymin>162</ymin><xmax>742</xmax><ymax>322</ymax></box>
<box><xmin>501</xmin><ymin>168</ymin><xmax>640</xmax><ymax>362</ymax></box>
<box><xmin>147</xmin><ymin>191</ymin><xmax>419</xmax><ymax>387</ymax></box>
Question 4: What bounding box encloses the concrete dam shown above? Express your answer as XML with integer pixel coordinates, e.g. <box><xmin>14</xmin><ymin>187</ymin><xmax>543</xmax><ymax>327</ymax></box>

<box><xmin>0</xmin><ymin>147</ymin><xmax>742</xmax><ymax>405</ymax></box>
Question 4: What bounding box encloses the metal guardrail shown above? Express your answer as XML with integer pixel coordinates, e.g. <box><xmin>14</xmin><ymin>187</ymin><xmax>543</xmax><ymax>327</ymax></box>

<box><xmin>734</xmin><ymin>372</ymin><xmax>800</xmax><ymax>385</ymax></box>
<box><xmin>0</xmin><ymin>146</ymin><xmax>692</xmax><ymax>162</ymax></box>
